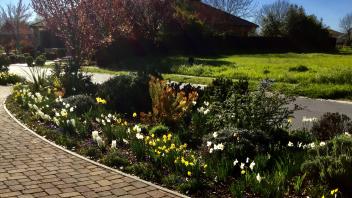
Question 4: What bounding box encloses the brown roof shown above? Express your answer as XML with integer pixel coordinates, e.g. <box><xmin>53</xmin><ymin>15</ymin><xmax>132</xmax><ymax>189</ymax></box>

<box><xmin>190</xmin><ymin>1</ymin><xmax>258</xmax><ymax>28</ymax></box>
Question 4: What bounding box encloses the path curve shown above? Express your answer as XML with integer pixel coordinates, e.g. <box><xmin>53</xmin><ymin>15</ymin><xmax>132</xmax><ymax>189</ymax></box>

<box><xmin>0</xmin><ymin>86</ymin><xmax>186</xmax><ymax>198</ymax></box>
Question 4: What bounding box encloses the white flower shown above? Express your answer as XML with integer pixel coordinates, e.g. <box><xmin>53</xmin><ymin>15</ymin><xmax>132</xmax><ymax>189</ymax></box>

<box><xmin>69</xmin><ymin>107</ymin><xmax>74</xmax><ymax>112</ymax></box>
<box><xmin>127</xmin><ymin>128</ymin><xmax>131</xmax><ymax>133</ymax></box>
<box><xmin>345</xmin><ymin>132</ymin><xmax>351</xmax><ymax>137</ymax></box>
<box><xmin>133</xmin><ymin>125</ymin><xmax>142</xmax><ymax>133</ymax></box>
<box><xmin>123</xmin><ymin>139</ymin><xmax>129</xmax><ymax>144</ymax></box>
<box><xmin>101</xmin><ymin>120</ymin><xmax>106</xmax><ymax>126</ymax></box>
<box><xmin>108</xmin><ymin>114</ymin><xmax>112</xmax><ymax>118</ymax></box>
<box><xmin>111</xmin><ymin>140</ymin><xmax>117</xmax><ymax>149</ymax></box>
<box><xmin>96</xmin><ymin>136</ymin><xmax>104</xmax><ymax>147</ymax></box>
<box><xmin>136</xmin><ymin>133</ymin><xmax>144</xmax><ymax>140</ymax></box>
<box><xmin>96</xmin><ymin>118</ymin><xmax>101</xmax><ymax>123</ymax></box>
<box><xmin>106</xmin><ymin>118</ymin><xmax>111</xmax><ymax>123</ymax></box>
<box><xmin>192</xmin><ymin>101</ymin><xmax>197</xmax><ymax>106</ymax></box>
<box><xmin>256</xmin><ymin>173</ymin><xmax>263</xmax><ymax>183</ymax></box>
<box><xmin>288</xmin><ymin>141</ymin><xmax>294</xmax><ymax>147</ymax></box>
<box><xmin>207</xmin><ymin>141</ymin><xmax>212</xmax><ymax>147</ymax></box>
<box><xmin>246</xmin><ymin>157</ymin><xmax>250</xmax><ymax>163</ymax></box>
<box><xmin>197</xmin><ymin>107</ymin><xmax>205</xmax><ymax>113</ymax></box>
<box><xmin>204</xmin><ymin>109</ymin><xmax>210</xmax><ymax>115</ymax></box>
<box><xmin>240</xmin><ymin>163</ymin><xmax>245</xmax><ymax>169</ymax></box>
<box><xmin>298</xmin><ymin>142</ymin><xmax>303</xmax><ymax>148</ymax></box>
<box><xmin>70</xmin><ymin>119</ymin><xmax>76</xmax><ymax>127</ymax></box>
<box><xmin>53</xmin><ymin>118</ymin><xmax>60</xmax><ymax>126</ymax></box>
<box><xmin>92</xmin><ymin>131</ymin><xmax>99</xmax><ymax>141</ymax></box>
<box><xmin>209</xmin><ymin>148</ymin><xmax>213</xmax><ymax>154</ymax></box>
<box><xmin>233</xmin><ymin>159</ymin><xmax>239</xmax><ymax>166</ymax></box>
<box><xmin>213</xmin><ymin>132</ymin><xmax>218</xmax><ymax>138</ymax></box>
<box><xmin>65</xmin><ymin>103</ymin><xmax>70</xmax><ymax>108</ymax></box>
<box><xmin>319</xmin><ymin>142</ymin><xmax>326</xmax><ymax>147</ymax></box>
<box><xmin>60</xmin><ymin>109</ymin><xmax>68</xmax><ymax>117</ymax></box>
<box><xmin>204</xmin><ymin>101</ymin><xmax>210</xmax><ymax>106</ymax></box>
<box><xmin>309</xmin><ymin>142</ymin><xmax>315</xmax><ymax>149</ymax></box>
<box><xmin>249</xmin><ymin>161</ymin><xmax>255</xmax><ymax>170</ymax></box>
<box><xmin>214</xmin><ymin>143</ymin><xmax>224</xmax><ymax>151</ymax></box>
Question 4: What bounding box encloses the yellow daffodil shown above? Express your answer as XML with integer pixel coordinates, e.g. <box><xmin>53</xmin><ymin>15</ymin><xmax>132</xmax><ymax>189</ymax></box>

<box><xmin>241</xmin><ymin>170</ymin><xmax>246</xmax><ymax>175</ymax></box>
<box><xmin>204</xmin><ymin>164</ymin><xmax>208</xmax><ymax>169</ymax></box>
<box><xmin>187</xmin><ymin>171</ymin><xmax>192</xmax><ymax>176</ymax></box>
<box><xmin>133</xmin><ymin>112</ymin><xmax>137</xmax><ymax>118</ymax></box>
<box><xmin>96</xmin><ymin>97</ymin><xmax>107</xmax><ymax>104</ymax></box>
<box><xmin>330</xmin><ymin>188</ymin><xmax>338</xmax><ymax>195</ymax></box>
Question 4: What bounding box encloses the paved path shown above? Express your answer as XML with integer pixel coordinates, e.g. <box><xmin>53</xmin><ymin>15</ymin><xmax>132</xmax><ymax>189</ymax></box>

<box><xmin>0</xmin><ymin>86</ymin><xmax>184</xmax><ymax>198</ymax></box>
<box><xmin>8</xmin><ymin>65</ymin><xmax>352</xmax><ymax>130</ymax></box>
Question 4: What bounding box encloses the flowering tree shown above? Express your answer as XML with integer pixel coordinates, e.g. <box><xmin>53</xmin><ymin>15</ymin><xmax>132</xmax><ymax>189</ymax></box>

<box><xmin>31</xmin><ymin>0</ymin><xmax>128</xmax><ymax>73</ymax></box>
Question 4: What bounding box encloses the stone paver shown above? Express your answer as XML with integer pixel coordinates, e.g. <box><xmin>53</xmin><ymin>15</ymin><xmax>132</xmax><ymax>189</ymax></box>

<box><xmin>0</xmin><ymin>86</ymin><xmax>185</xmax><ymax>198</ymax></box>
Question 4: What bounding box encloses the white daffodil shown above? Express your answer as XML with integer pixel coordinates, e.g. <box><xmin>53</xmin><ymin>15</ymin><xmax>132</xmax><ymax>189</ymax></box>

<box><xmin>123</xmin><ymin>139</ymin><xmax>129</xmax><ymax>144</ymax></box>
<box><xmin>136</xmin><ymin>133</ymin><xmax>144</xmax><ymax>140</ymax></box>
<box><xmin>204</xmin><ymin>109</ymin><xmax>210</xmax><ymax>115</ymax></box>
<box><xmin>288</xmin><ymin>141</ymin><xmax>294</xmax><ymax>147</ymax></box>
<box><xmin>233</xmin><ymin>159</ymin><xmax>239</xmax><ymax>166</ymax></box>
<box><xmin>96</xmin><ymin>136</ymin><xmax>104</xmax><ymax>147</ymax></box>
<box><xmin>256</xmin><ymin>173</ymin><xmax>263</xmax><ymax>183</ymax></box>
<box><xmin>207</xmin><ymin>141</ymin><xmax>212</xmax><ymax>147</ymax></box>
<box><xmin>249</xmin><ymin>161</ymin><xmax>255</xmax><ymax>170</ymax></box>
<box><xmin>111</xmin><ymin>140</ymin><xmax>117</xmax><ymax>149</ymax></box>
<box><xmin>209</xmin><ymin>148</ymin><xmax>213</xmax><ymax>154</ymax></box>
<box><xmin>319</xmin><ymin>142</ymin><xmax>326</xmax><ymax>146</ymax></box>
<box><xmin>240</xmin><ymin>163</ymin><xmax>245</xmax><ymax>170</ymax></box>
<box><xmin>92</xmin><ymin>131</ymin><xmax>99</xmax><ymax>141</ymax></box>
<box><xmin>345</xmin><ymin>132</ymin><xmax>351</xmax><ymax>137</ymax></box>
<box><xmin>213</xmin><ymin>132</ymin><xmax>218</xmax><ymax>138</ymax></box>
<box><xmin>246</xmin><ymin>157</ymin><xmax>250</xmax><ymax>163</ymax></box>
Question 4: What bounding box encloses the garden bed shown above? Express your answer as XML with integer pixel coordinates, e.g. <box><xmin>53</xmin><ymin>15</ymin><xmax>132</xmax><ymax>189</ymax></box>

<box><xmin>6</xmin><ymin>69</ymin><xmax>352</xmax><ymax>197</ymax></box>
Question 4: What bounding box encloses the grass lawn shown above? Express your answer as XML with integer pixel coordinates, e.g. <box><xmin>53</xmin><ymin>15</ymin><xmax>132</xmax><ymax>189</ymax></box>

<box><xmin>58</xmin><ymin>48</ymin><xmax>352</xmax><ymax>100</ymax></box>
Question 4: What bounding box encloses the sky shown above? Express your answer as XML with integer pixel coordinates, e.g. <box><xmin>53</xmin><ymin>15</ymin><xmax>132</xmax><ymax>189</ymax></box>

<box><xmin>1</xmin><ymin>0</ymin><xmax>351</xmax><ymax>31</ymax></box>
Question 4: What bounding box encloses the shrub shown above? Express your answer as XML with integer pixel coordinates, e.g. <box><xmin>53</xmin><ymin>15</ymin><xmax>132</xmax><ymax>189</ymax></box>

<box><xmin>125</xmin><ymin>162</ymin><xmax>161</xmax><ymax>181</ymax></box>
<box><xmin>60</xmin><ymin>70</ymin><xmax>97</xmax><ymax>97</ymax></box>
<box><xmin>141</xmin><ymin>76</ymin><xmax>198</xmax><ymax>127</ymax></box>
<box><xmin>301</xmin><ymin>134</ymin><xmax>352</xmax><ymax>195</ymax></box>
<box><xmin>0</xmin><ymin>72</ymin><xmax>24</xmax><ymax>85</ymax></box>
<box><xmin>26</xmin><ymin>56</ymin><xmax>34</xmax><ymax>67</ymax></box>
<box><xmin>0</xmin><ymin>55</ymin><xmax>10</xmax><ymax>72</ymax></box>
<box><xmin>62</xmin><ymin>95</ymin><xmax>96</xmax><ymax>114</ymax></box>
<box><xmin>149</xmin><ymin>124</ymin><xmax>169</xmax><ymax>137</ymax></box>
<box><xmin>16</xmin><ymin>55</ymin><xmax>26</xmax><ymax>63</ymax></box>
<box><xmin>97</xmin><ymin>73</ymin><xmax>151</xmax><ymax>114</ymax></box>
<box><xmin>9</xmin><ymin>54</ymin><xmax>17</xmax><ymax>64</ymax></box>
<box><xmin>311</xmin><ymin>112</ymin><xmax>352</xmax><ymax>141</ymax></box>
<box><xmin>101</xmin><ymin>150</ymin><xmax>130</xmax><ymax>168</ymax></box>
<box><xmin>35</xmin><ymin>55</ymin><xmax>47</xmax><ymax>66</ymax></box>
<box><xmin>289</xmin><ymin>65</ymin><xmax>309</xmax><ymax>72</ymax></box>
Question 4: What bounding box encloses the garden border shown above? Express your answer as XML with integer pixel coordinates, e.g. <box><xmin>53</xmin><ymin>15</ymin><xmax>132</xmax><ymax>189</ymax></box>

<box><xmin>3</xmin><ymin>97</ymin><xmax>189</xmax><ymax>198</ymax></box>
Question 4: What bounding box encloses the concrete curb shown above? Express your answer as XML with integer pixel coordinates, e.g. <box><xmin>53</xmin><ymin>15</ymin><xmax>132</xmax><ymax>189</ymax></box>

<box><xmin>3</xmin><ymin>96</ymin><xmax>189</xmax><ymax>198</ymax></box>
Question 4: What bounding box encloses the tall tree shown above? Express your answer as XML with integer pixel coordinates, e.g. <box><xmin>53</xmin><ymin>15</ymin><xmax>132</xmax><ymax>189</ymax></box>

<box><xmin>256</xmin><ymin>0</ymin><xmax>290</xmax><ymax>37</ymax></box>
<box><xmin>0</xmin><ymin>0</ymin><xmax>32</xmax><ymax>53</ymax></box>
<box><xmin>31</xmin><ymin>0</ymin><xmax>128</xmax><ymax>72</ymax></box>
<box><xmin>202</xmin><ymin>0</ymin><xmax>257</xmax><ymax>18</ymax></box>
<box><xmin>340</xmin><ymin>13</ymin><xmax>352</xmax><ymax>45</ymax></box>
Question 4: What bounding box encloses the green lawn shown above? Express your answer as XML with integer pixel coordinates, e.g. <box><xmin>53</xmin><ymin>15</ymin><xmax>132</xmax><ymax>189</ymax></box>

<box><xmin>69</xmin><ymin>49</ymin><xmax>352</xmax><ymax>100</ymax></box>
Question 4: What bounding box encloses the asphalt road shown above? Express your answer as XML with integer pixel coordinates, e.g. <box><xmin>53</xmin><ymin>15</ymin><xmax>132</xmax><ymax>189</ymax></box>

<box><xmin>8</xmin><ymin>64</ymin><xmax>352</xmax><ymax>130</ymax></box>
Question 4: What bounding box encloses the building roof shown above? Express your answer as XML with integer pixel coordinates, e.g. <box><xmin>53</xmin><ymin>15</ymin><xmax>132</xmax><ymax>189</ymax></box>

<box><xmin>328</xmin><ymin>29</ymin><xmax>343</xmax><ymax>38</ymax></box>
<box><xmin>190</xmin><ymin>1</ymin><xmax>258</xmax><ymax>28</ymax></box>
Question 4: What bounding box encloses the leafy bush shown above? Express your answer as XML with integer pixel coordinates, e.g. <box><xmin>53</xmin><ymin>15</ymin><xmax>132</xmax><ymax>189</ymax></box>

<box><xmin>101</xmin><ymin>150</ymin><xmax>130</xmax><ymax>168</ymax></box>
<box><xmin>311</xmin><ymin>112</ymin><xmax>352</xmax><ymax>140</ymax></box>
<box><xmin>62</xmin><ymin>95</ymin><xmax>95</xmax><ymax>114</ymax></box>
<box><xmin>125</xmin><ymin>162</ymin><xmax>161</xmax><ymax>181</ymax></box>
<box><xmin>289</xmin><ymin>65</ymin><xmax>309</xmax><ymax>72</ymax></box>
<box><xmin>17</xmin><ymin>55</ymin><xmax>26</xmax><ymax>63</ymax></box>
<box><xmin>0</xmin><ymin>55</ymin><xmax>10</xmax><ymax>72</ymax></box>
<box><xmin>97</xmin><ymin>73</ymin><xmax>151</xmax><ymax>114</ymax></box>
<box><xmin>301</xmin><ymin>134</ymin><xmax>352</xmax><ymax>195</ymax></box>
<box><xmin>26</xmin><ymin>56</ymin><xmax>34</xmax><ymax>67</ymax></box>
<box><xmin>0</xmin><ymin>72</ymin><xmax>24</xmax><ymax>85</ymax></box>
<box><xmin>141</xmin><ymin>76</ymin><xmax>198</xmax><ymax>127</ymax></box>
<box><xmin>35</xmin><ymin>55</ymin><xmax>47</xmax><ymax>66</ymax></box>
<box><xmin>149</xmin><ymin>124</ymin><xmax>169</xmax><ymax>137</ymax></box>
<box><xmin>60</xmin><ymin>71</ymin><xmax>97</xmax><ymax>97</ymax></box>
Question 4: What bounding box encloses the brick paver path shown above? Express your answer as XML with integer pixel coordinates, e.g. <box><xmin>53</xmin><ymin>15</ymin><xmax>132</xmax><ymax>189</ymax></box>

<box><xmin>0</xmin><ymin>86</ymin><xmax>184</xmax><ymax>198</ymax></box>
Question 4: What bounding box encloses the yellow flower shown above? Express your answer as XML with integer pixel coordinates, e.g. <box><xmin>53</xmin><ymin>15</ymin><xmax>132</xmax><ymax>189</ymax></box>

<box><xmin>133</xmin><ymin>112</ymin><xmax>137</xmax><ymax>118</ymax></box>
<box><xmin>204</xmin><ymin>164</ymin><xmax>208</xmax><ymax>169</ymax></box>
<box><xmin>96</xmin><ymin>97</ymin><xmax>107</xmax><ymax>104</ymax></box>
<box><xmin>190</xmin><ymin>162</ymin><xmax>194</xmax><ymax>166</ymax></box>
<box><xmin>151</xmin><ymin>134</ymin><xmax>155</xmax><ymax>138</ymax></box>
<box><xmin>170</xmin><ymin>144</ymin><xmax>176</xmax><ymax>150</ymax></box>
<box><xmin>321</xmin><ymin>196</ymin><xmax>325</xmax><ymax>198</ymax></box>
<box><xmin>184</xmin><ymin>161</ymin><xmax>189</xmax><ymax>166</ymax></box>
<box><xmin>187</xmin><ymin>171</ymin><xmax>192</xmax><ymax>176</ymax></box>
<box><xmin>167</xmin><ymin>133</ymin><xmax>172</xmax><ymax>140</ymax></box>
<box><xmin>330</xmin><ymin>188</ymin><xmax>338</xmax><ymax>195</ymax></box>
<box><xmin>241</xmin><ymin>170</ymin><xmax>246</xmax><ymax>175</ymax></box>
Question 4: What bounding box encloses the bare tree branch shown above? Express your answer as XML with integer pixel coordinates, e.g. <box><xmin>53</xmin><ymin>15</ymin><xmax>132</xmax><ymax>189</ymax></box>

<box><xmin>202</xmin><ymin>0</ymin><xmax>257</xmax><ymax>18</ymax></box>
<box><xmin>340</xmin><ymin>13</ymin><xmax>352</xmax><ymax>45</ymax></box>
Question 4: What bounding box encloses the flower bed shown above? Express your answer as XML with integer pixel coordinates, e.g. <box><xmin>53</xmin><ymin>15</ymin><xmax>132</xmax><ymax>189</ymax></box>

<box><xmin>6</xmin><ymin>73</ymin><xmax>352</xmax><ymax>197</ymax></box>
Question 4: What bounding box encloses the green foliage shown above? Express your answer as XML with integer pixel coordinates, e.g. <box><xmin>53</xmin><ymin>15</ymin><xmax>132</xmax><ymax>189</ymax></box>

<box><xmin>0</xmin><ymin>72</ymin><xmax>24</xmax><ymax>85</ymax></box>
<box><xmin>125</xmin><ymin>162</ymin><xmax>161</xmax><ymax>181</ymax></box>
<box><xmin>149</xmin><ymin>124</ymin><xmax>169</xmax><ymax>137</ymax></box>
<box><xmin>289</xmin><ymin>65</ymin><xmax>309</xmax><ymax>72</ymax></box>
<box><xmin>0</xmin><ymin>55</ymin><xmax>10</xmax><ymax>72</ymax></box>
<box><xmin>101</xmin><ymin>150</ymin><xmax>130</xmax><ymax>168</ymax></box>
<box><xmin>98</xmin><ymin>73</ymin><xmax>151</xmax><ymax>114</ymax></box>
<box><xmin>202</xmin><ymin>78</ymin><xmax>249</xmax><ymax>102</ymax></box>
<box><xmin>17</xmin><ymin>54</ymin><xmax>26</xmax><ymax>63</ymax></box>
<box><xmin>62</xmin><ymin>95</ymin><xmax>95</xmax><ymax>114</ymax></box>
<box><xmin>35</xmin><ymin>55</ymin><xmax>47</xmax><ymax>66</ymax></box>
<box><xmin>26</xmin><ymin>56</ymin><xmax>34</xmax><ymax>67</ymax></box>
<box><xmin>301</xmin><ymin>134</ymin><xmax>352</xmax><ymax>195</ymax></box>
<box><xmin>311</xmin><ymin>112</ymin><xmax>352</xmax><ymax>141</ymax></box>
<box><xmin>79</xmin><ymin>142</ymin><xmax>103</xmax><ymax>160</ymax></box>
